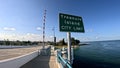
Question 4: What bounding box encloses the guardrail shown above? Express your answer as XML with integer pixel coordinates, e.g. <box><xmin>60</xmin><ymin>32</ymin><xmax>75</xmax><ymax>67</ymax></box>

<box><xmin>0</xmin><ymin>50</ymin><xmax>39</xmax><ymax>68</ymax></box>
<box><xmin>56</xmin><ymin>50</ymin><xmax>72</xmax><ymax>68</ymax></box>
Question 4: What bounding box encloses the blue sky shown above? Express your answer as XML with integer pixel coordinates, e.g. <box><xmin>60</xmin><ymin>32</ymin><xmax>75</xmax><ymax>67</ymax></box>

<box><xmin>0</xmin><ymin>0</ymin><xmax>120</xmax><ymax>41</ymax></box>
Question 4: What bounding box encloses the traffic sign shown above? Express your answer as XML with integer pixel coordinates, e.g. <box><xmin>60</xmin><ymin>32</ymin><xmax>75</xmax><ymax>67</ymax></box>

<box><xmin>59</xmin><ymin>13</ymin><xmax>85</xmax><ymax>32</ymax></box>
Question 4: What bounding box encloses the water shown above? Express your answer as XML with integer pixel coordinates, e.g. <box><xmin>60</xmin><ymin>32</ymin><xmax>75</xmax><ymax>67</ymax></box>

<box><xmin>73</xmin><ymin>40</ymin><xmax>120</xmax><ymax>68</ymax></box>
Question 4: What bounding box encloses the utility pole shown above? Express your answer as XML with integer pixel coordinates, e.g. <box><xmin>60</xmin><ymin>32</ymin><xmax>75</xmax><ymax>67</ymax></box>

<box><xmin>52</xmin><ymin>27</ymin><xmax>56</xmax><ymax>46</ymax></box>
<box><xmin>52</xmin><ymin>27</ymin><xmax>55</xmax><ymax>38</ymax></box>
<box><xmin>43</xmin><ymin>10</ymin><xmax>46</xmax><ymax>49</ymax></box>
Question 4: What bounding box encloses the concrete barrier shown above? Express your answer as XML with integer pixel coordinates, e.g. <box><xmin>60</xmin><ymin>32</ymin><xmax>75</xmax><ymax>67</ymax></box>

<box><xmin>0</xmin><ymin>50</ymin><xmax>39</xmax><ymax>68</ymax></box>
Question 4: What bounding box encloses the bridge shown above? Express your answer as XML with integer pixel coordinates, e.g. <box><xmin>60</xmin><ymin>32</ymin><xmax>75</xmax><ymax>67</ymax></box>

<box><xmin>0</xmin><ymin>45</ymin><xmax>72</xmax><ymax>68</ymax></box>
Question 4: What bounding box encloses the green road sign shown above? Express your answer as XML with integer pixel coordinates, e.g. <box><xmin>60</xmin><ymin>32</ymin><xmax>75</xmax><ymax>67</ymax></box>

<box><xmin>59</xmin><ymin>13</ymin><xmax>85</xmax><ymax>32</ymax></box>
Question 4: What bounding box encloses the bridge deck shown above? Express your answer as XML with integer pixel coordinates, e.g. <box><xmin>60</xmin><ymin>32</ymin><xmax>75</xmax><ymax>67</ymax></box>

<box><xmin>20</xmin><ymin>55</ymin><xmax>58</xmax><ymax>68</ymax></box>
<box><xmin>20</xmin><ymin>47</ymin><xmax>58</xmax><ymax>68</ymax></box>
<box><xmin>0</xmin><ymin>46</ymin><xmax>41</xmax><ymax>60</ymax></box>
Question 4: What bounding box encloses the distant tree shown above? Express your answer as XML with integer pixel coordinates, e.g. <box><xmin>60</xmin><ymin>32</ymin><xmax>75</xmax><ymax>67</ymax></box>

<box><xmin>16</xmin><ymin>40</ymin><xmax>21</xmax><ymax>45</ymax></box>
<box><xmin>56</xmin><ymin>37</ymin><xmax>80</xmax><ymax>46</ymax></box>
<box><xmin>27</xmin><ymin>40</ymin><xmax>31</xmax><ymax>45</ymax></box>
<box><xmin>71</xmin><ymin>37</ymin><xmax>76</xmax><ymax>45</ymax></box>
<box><xmin>31</xmin><ymin>41</ymin><xmax>39</xmax><ymax>45</ymax></box>
<box><xmin>62</xmin><ymin>38</ymin><xmax>66</xmax><ymax>45</ymax></box>
<box><xmin>0</xmin><ymin>40</ymin><xmax>41</xmax><ymax>46</ymax></box>
<box><xmin>47</xmin><ymin>41</ymin><xmax>53</xmax><ymax>45</ymax></box>
<box><xmin>0</xmin><ymin>41</ymin><xmax>4</xmax><ymax>45</ymax></box>
<box><xmin>75</xmin><ymin>39</ymin><xmax>80</xmax><ymax>45</ymax></box>
<box><xmin>71</xmin><ymin>37</ymin><xmax>80</xmax><ymax>45</ymax></box>
<box><xmin>6</xmin><ymin>39</ymin><xmax>10</xmax><ymax>45</ymax></box>
<box><xmin>57</xmin><ymin>38</ymin><xmax>66</xmax><ymax>46</ymax></box>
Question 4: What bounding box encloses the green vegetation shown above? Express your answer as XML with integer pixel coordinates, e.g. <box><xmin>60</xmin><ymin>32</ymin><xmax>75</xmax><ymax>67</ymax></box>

<box><xmin>56</xmin><ymin>38</ymin><xmax>66</xmax><ymax>46</ymax></box>
<box><xmin>0</xmin><ymin>39</ymin><xmax>39</xmax><ymax>46</ymax></box>
<box><xmin>0</xmin><ymin>37</ymin><xmax>81</xmax><ymax>47</ymax></box>
<box><xmin>56</xmin><ymin>37</ymin><xmax>80</xmax><ymax>46</ymax></box>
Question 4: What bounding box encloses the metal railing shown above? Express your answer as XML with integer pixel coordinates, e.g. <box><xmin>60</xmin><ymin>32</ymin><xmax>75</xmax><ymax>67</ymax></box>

<box><xmin>57</xmin><ymin>51</ymin><xmax>72</xmax><ymax>68</ymax></box>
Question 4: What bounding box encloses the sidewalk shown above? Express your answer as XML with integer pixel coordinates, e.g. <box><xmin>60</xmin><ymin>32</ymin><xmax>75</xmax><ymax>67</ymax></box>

<box><xmin>20</xmin><ymin>47</ymin><xmax>58</xmax><ymax>68</ymax></box>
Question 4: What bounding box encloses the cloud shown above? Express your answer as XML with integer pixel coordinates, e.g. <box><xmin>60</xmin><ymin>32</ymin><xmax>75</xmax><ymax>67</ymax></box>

<box><xmin>86</xmin><ymin>29</ymin><xmax>93</xmax><ymax>32</ymax></box>
<box><xmin>0</xmin><ymin>33</ymin><xmax>55</xmax><ymax>41</ymax></box>
<box><xmin>80</xmin><ymin>37</ymin><xmax>90</xmax><ymax>41</ymax></box>
<box><xmin>50</xmin><ymin>36</ymin><xmax>54</xmax><ymax>38</ymax></box>
<box><xmin>0</xmin><ymin>33</ymin><xmax>41</xmax><ymax>41</ymax></box>
<box><xmin>3</xmin><ymin>27</ymin><xmax>16</xmax><ymax>31</ymax></box>
<box><xmin>22</xmin><ymin>33</ymin><xmax>43</xmax><ymax>41</ymax></box>
<box><xmin>95</xmin><ymin>36</ymin><xmax>99</xmax><ymax>39</ymax></box>
<box><xmin>36</xmin><ymin>27</ymin><xmax>42</xmax><ymax>31</ymax></box>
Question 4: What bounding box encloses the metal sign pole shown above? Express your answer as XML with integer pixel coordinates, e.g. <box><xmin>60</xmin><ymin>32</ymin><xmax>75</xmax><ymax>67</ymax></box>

<box><xmin>67</xmin><ymin>32</ymin><xmax>71</xmax><ymax>64</ymax></box>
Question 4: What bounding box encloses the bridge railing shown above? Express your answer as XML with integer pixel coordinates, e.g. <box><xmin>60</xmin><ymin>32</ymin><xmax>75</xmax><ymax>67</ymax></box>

<box><xmin>56</xmin><ymin>50</ymin><xmax>72</xmax><ymax>68</ymax></box>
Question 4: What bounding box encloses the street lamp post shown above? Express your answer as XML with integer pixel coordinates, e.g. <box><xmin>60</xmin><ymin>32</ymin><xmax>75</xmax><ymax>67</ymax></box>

<box><xmin>52</xmin><ymin>27</ymin><xmax>56</xmax><ymax>46</ymax></box>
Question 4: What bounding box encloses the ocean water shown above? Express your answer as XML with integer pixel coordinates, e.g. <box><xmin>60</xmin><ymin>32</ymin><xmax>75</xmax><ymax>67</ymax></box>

<box><xmin>73</xmin><ymin>40</ymin><xmax>120</xmax><ymax>68</ymax></box>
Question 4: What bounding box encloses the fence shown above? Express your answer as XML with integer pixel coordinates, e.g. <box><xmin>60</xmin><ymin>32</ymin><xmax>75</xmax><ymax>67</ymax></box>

<box><xmin>56</xmin><ymin>50</ymin><xmax>72</xmax><ymax>68</ymax></box>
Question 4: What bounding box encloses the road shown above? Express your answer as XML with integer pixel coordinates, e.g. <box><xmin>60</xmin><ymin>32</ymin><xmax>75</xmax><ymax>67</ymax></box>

<box><xmin>0</xmin><ymin>46</ymin><xmax>42</xmax><ymax>60</ymax></box>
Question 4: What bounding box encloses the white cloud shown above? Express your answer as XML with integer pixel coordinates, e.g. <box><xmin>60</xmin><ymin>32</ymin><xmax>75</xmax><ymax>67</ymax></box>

<box><xmin>3</xmin><ymin>27</ymin><xmax>16</xmax><ymax>31</ymax></box>
<box><xmin>50</xmin><ymin>36</ymin><xmax>54</xmax><ymax>38</ymax></box>
<box><xmin>95</xmin><ymin>36</ymin><xmax>99</xmax><ymax>39</ymax></box>
<box><xmin>36</xmin><ymin>27</ymin><xmax>42</xmax><ymax>31</ymax></box>
<box><xmin>80</xmin><ymin>37</ymin><xmax>90</xmax><ymax>41</ymax></box>
<box><xmin>86</xmin><ymin>29</ymin><xmax>93</xmax><ymax>32</ymax></box>
<box><xmin>0</xmin><ymin>33</ymin><xmax>55</xmax><ymax>41</ymax></box>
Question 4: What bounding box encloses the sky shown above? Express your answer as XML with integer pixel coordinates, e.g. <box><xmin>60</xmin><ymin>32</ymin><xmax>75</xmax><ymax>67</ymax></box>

<box><xmin>0</xmin><ymin>0</ymin><xmax>120</xmax><ymax>42</ymax></box>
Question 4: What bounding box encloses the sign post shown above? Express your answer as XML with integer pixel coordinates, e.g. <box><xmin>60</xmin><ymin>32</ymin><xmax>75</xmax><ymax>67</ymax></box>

<box><xmin>59</xmin><ymin>13</ymin><xmax>85</xmax><ymax>64</ymax></box>
<box><xmin>67</xmin><ymin>32</ymin><xmax>71</xmax><ymax>64</ymax></box>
